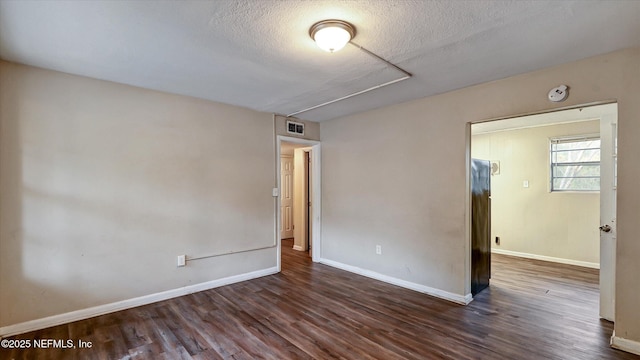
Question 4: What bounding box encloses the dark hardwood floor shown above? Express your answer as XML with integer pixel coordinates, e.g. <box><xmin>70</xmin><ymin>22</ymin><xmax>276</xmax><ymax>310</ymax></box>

<box><xmin>2</xmin><ymin>239</ymin><xmax>638</xmax><ymax>359</ymax></box>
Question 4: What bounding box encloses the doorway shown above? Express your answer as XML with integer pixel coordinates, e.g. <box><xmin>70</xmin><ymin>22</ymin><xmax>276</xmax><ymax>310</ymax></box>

<box><xmin>467</xmin><ymin>103</ymin><xmax>617</xmax><ymax>321</ymax></box>
<box><xmin>277</xmin><ymin>136</ymin><xmax>321</xmax><ymax>272</ymax></box>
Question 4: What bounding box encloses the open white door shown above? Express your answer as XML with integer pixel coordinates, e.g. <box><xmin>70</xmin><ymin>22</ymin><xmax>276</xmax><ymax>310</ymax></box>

<box><xmin>599</xmin><ymin>104</ymin><xmax>618</xmax><ymax>321</ymax></box>
<box><xmin>280</xmin><ymin>155</ymin><xmax>294</xmax><ymax>239</ymax></box>
<box><xmin>293</xmin><ymin>147</ymin><xmax>311</xmax><ymax>252</ymax></box>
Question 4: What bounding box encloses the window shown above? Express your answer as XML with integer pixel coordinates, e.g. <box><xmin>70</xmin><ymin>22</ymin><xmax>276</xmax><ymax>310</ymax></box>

<box><xmin>550</xmin><ymin>136</ymin><xmax>600</xmax><ymax>191</ymax></box>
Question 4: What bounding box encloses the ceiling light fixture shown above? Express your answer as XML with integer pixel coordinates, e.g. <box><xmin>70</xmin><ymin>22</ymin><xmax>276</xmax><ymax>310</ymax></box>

<box><xmin>287</xmin><ymin>19</ymin><xmax>412</xmax><ymax>118</ymax></box>
<box><xmin>309</xmin><ymin>20</ymin><xmax>356</xmax><ymax>53</ymax></box>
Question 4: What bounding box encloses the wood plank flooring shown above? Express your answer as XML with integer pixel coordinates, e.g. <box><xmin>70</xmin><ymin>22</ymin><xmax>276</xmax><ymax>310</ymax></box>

<box><xmin>2</xmin><ymin>239</ymin><xmax>638</xmax><ymax>359</ymax></box>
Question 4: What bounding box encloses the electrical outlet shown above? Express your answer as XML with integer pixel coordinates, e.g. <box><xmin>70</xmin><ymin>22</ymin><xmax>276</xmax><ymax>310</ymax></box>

<box><xmin>375</xmin><ymin>245</ymin><xmax>382</xmax><ymax>255</ymax></box>
<box><xmin>495</xmin><ymin>236</ymin><xmax>500</xmax><ymax>245</ymax></box>
<box><xmin>177</xmin><ymin>255</ymin><xmax>186</xmax><ymax>267</ymax></box>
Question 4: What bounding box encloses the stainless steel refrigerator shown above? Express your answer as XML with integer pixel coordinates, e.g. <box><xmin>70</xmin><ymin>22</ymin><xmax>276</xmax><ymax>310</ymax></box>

<box><xmin>471</xmin><ymin>159</ymin><xmax>491</xmax><ymax>296</ymax></box>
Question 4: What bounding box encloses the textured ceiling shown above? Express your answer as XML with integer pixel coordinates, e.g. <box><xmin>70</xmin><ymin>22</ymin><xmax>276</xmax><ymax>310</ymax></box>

<box><xmin>1</xmin><ymin>1</ymin><xmax>639</xmax><ymax>122</ymax></box>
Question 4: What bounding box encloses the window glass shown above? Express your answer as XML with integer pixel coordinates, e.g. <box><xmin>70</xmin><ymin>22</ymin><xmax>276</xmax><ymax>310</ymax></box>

<box><xmin>550</xmin><ymin>138</ymin><xmax>600</xmax><ymax>191</ymax></box>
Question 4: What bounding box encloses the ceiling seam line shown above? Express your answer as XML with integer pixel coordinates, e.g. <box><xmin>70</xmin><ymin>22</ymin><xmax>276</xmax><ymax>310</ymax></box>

<box><xmin>286</xmin><ymin>42</ymin><xmax>412</xmax><ymax>118</ymax></box>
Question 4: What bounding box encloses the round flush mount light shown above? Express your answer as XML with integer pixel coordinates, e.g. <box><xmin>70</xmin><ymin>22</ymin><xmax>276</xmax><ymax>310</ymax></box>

<box><xmin>309</xmin><ymin>20</ymin><xmax>356</xmax><ymax>53</ymax></box>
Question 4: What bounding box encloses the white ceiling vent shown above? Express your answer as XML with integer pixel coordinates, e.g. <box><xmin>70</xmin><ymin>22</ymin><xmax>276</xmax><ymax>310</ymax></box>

<box><xmin>286</xmin><ymin>120</ymin><xmax>304</xmax><ymax>136</ymax></box>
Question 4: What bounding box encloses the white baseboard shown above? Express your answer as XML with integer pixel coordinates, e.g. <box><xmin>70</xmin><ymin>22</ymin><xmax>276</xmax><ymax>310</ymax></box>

<box><xmin>611</xmin><ymin>332</ymin><xmax>640</xmax><ymax>356</ymax></box>
<box><xmin>292</xmin><ymin>245</ymin><xmax>305</xmax><ymax>251</ymax></box>
<box><xmin>0</xmin><ymin>267</ymin><xmax>278</xmax><ymax>338</ymax></box>
<box><xmin>319</xmin><ymin>258</ymin><xmax>472</xmax><ymax>305</ymax></box>
<box><xmin>492</xmin><ymin>248</ymin><xmax>599</xmax><ymax>269</ymax></box>
<box><xmin>463</xmin><ymin>293</ymin><xmax>474</xmax><ymax>304</ymax></box>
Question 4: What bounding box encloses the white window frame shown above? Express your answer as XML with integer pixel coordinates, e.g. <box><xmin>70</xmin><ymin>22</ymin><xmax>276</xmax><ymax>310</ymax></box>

<box><xmin>549</xmin><ymin>134</ymin><xmax>601</xmax><ymax>192</ymax></box>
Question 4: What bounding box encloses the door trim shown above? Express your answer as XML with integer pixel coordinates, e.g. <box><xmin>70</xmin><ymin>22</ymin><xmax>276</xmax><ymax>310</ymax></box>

<box><xmin>276</xmin><ymin>136</ymin><xmax>321</xmax><ymax>271</ymax></box>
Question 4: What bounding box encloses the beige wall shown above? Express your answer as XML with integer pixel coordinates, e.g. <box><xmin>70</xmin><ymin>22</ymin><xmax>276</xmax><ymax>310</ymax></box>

<box><xmin>0</xmin><ymin>61</ymin><xmax>277</xmax><ymax>327</ymax></box>
<box><xmin>472</xmin><ymin>121</ymin><xmax>600</xmax><ymax>265</ymax></box>
<box><xmin>320</xmin><ymin>48</ymin><xmax>640</xmax><ymax>344</ymax></box>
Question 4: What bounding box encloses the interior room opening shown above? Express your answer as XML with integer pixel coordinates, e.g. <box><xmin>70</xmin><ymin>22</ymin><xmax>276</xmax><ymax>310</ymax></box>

<box><xmin>279</xmin><ymin>140</ymin><xmax>316</xmax><ymax>269</ymax></box>
<box><xmin>469</xmin><ymin>102</ymin><xmax>618</xmax><ymax>322</ymax></box>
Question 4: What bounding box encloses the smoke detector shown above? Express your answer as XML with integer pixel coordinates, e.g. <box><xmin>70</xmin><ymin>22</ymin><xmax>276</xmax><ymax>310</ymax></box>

<box><xmin>548</xmin><ymin>85</ymin><xmax>569</xmax><ymax>102</ymax></box>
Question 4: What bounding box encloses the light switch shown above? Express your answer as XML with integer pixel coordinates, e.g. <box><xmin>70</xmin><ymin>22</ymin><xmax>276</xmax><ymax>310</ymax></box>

<box><xmin>523</xmin><ymin>180</ymin><xmax>529</xmax><ymax>188</ymax></box>
<box><xmin>272</xmin><ymin>188</ymin><xmax>279</xmax><ymax>197</ymax></box>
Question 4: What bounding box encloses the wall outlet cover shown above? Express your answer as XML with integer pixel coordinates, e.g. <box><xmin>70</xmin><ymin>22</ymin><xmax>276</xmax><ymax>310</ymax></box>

<box><xmin>177</xmin><ymin>255</ymin><xmax>186</xmax><ymax>267</ymax></box>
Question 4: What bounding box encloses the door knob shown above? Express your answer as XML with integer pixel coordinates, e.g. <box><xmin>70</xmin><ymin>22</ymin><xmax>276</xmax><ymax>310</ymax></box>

<box><xmin>599</xmin><ymin>224</ymin><xmax>612</xmax><ymax>233</ymax></box>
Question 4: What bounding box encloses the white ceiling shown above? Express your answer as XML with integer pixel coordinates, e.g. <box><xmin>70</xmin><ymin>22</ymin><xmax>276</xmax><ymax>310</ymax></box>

<box><xmin>1</xmin><ymin>1</ymin><xmax>638</xmax><ymax>122</ymax></box>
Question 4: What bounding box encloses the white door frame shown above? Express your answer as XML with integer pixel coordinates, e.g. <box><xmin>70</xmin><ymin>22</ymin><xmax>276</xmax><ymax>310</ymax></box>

<box><xmin>276</xmin><ymin>135</ymin><xmax>321</xmax><ymax>271</ymax></box>
<box><xmin>465</xmin><ymin>102</ymin><xmax>618</xmax><ymax>313</ymax></box>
